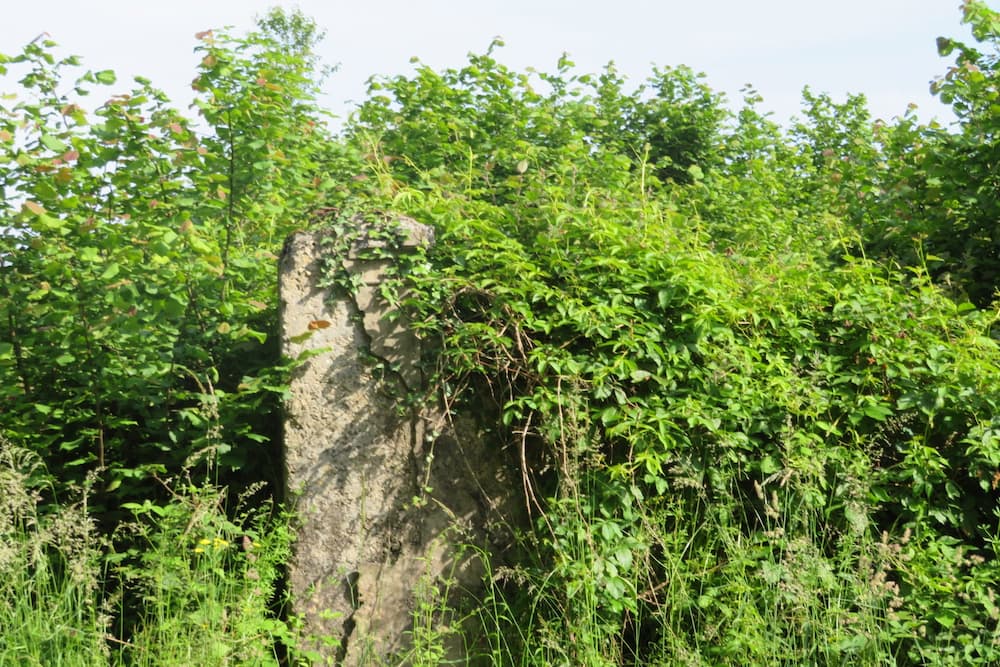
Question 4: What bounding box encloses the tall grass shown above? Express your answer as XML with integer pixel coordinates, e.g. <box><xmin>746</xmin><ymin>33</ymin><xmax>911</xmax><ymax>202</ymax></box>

<box><xmin>0</xmin><ymin>429</ymin><xmax>977</xmax><ymax>666</ymax></box>
<box><xmin>465</xmin><ymin>454</ymin><xmax>903</xmax><ymax>667</ymax></box>
<box><xmin>0</xmin><ymin>443</ymin><xmax>108</xmax><ymax>667</ymax></box>
<box><xmin>0</xmin><ymin>438</ymin><xmax>322</xmax><ymax>667</ymax></box>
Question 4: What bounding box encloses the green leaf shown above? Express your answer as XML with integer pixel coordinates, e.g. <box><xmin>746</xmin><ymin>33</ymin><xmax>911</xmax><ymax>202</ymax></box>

<box><xmin>630</xmin><ymin>369</ymin><xmax>652</xmax><ymax>382</ymax></box>
<box><xmin>40</xmin><ymin>134</ymin><xmax>69</xmax><ymax>152</ymax></box>
<box><xmin>612</xmin><ymin>546</ymin><xmax>633</xmax><ymax>570</ymax></box>
<box><xmin>55</xmin><ymin>353</ymin><xmax>76</xmax><ymax>365</ymax></box>
<box><xmin>100</xmin><ymin>262</ymin><xmax>120</xmax><ymax>280</ymax></box>
<box><xmin>862</xmin><ymin>402</ymin><xmax>893</xmax><ymax>421</ymax></box>
<box><xmin>833</xmin><ymin>634</ymin><xmax>870</xmax><ymax>654</ymax></box>
<box><xmin>937</xmin><ymin>36</ymin><xmax>955</xmax><ymax>56</ymax></box>
<box><xmin>600</xmin><ymin>406</ymin><xmax>619</xmax><ymax>425</ymax></box>
<box><xmin>759</xmin><ymin>455</ymin><xmax>780</xmax><ymax>475</ymax></box>
<box><xmin>289</xmin><ymin>331</ymin><xmax>314</xmax><ymax>345</ymax></box>
<box><xmin>934</xmin><ymin>612</ymin><xmax>956</xmax><ymax>628</ymax></box>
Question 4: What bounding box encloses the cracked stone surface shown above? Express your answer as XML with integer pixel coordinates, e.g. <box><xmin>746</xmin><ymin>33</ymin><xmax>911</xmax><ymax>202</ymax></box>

<box><xmin>279</xmin><ymin>217</ymin><xmax>521</xmax><ymax>664</ymax></box>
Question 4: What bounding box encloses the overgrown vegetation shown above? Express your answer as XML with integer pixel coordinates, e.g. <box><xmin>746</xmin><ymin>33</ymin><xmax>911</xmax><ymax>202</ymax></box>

<box><xmin>4</xmin><ymin>1</ymin><xmax>1000</xmax><ymax>664</ymax></box>
<box><xmin>0</xmin><ymin>10</ymin><xmax>337</xmax><ymax>664</ymax></box>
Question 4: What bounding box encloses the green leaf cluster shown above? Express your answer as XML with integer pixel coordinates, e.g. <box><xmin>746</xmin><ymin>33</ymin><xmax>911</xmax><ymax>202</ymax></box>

<box><xmin>806</xmin><ymin>1</ymin><xmax>1000</xmax><ymax>309</ymax></box>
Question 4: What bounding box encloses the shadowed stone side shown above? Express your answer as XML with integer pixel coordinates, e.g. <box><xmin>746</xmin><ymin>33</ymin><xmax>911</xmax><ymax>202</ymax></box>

<box><xmin>280</xmin><ymin>216</ymin><xmax>521</xmax><ymax>664</ymax></box>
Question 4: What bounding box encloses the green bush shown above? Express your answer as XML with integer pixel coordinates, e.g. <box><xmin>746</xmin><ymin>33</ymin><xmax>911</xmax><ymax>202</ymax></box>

<box><xmin>0</xmin><ymin>9</ymin><xmax>341</xmax><ymax>506</ymax></box>
<box><xmin>0</xmin><ymin>10</ymin><xmax>341</xmax><ymax>664</ymax></box>
<box><xmin>330</xmin><ymin>20</ymin><xmax>1000</xmax><ymax>662</ymax></box>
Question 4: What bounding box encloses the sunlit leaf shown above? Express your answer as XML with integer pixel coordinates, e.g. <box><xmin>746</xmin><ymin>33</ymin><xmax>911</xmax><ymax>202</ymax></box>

<box><xmin>94</xmin><ymin>69</ymin><xmax>116</xmax><ymax>85</ymax></box>
<box><xmin>23</xmin><ymin>201</ymin><xmax>45</xmax><ymax>215</ymax></box>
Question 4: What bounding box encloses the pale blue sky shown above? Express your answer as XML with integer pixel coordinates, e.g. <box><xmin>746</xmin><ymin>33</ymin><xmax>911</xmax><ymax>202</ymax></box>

<box><xmin>0</xmin><ymin>1</ymin><xmax>990</xmax><ymax>129</ymax></box>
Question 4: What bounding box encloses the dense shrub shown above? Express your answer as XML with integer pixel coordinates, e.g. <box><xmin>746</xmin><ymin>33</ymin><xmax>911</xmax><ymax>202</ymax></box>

<box><xmin>331</xmin><ymin>13</ymin><xmax>1000</xmax><ymax>662</ymax></box>
<box><xmin>0</xmin><ymin>10</ymin><xmax>343</xmax><ymax>507</ymax></box>
<box><xmin>0</xmin><ymin>11</ymin><xmax>341</xmax><ymax>663</ymax></box>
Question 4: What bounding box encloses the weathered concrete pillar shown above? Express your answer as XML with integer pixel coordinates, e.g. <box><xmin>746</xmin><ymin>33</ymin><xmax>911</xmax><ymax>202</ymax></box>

<box><xmin>279</xmin><ymin>214</ymin><xmax>518</xmax><ymax>664</ymax></box>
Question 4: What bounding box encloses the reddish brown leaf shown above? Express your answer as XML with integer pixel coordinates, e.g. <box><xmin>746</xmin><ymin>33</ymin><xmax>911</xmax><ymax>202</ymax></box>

<box><xmin>308</xmin><ymin>320</ymin><xmax>331</xmax><ymax>331</ymax></box>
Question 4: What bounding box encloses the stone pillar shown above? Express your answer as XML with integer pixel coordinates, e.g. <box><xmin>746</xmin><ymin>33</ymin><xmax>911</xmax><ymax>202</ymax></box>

<box><xmin>279</xmin><ymin>214</ymin><xmax>518</xmax><ymax>664</ymax></box>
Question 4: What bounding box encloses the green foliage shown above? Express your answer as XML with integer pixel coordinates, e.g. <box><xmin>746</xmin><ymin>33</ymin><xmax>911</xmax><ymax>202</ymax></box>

<box><xmin>850</xmin><ymin>0</ymin><xmax>1000</xmax><ymax>307</ymax></box>
<box><xmin>350</xmin><ymin>46</ymin><xmax>725</xmax><ymax>213</ymax></box>
<box><xmin>0</xmin><ymin>10</ymin><xmax>339</xmax><ymax>664</ymax></box>
<box><xmin>110</xmin><ymin>481</ymin><xmax>307</xmax><ymax>666</ymax></box>
<box><xmin>4</xmin><ymin>3</ymin><xmax>1000</xmax><ymax>666</ymax></box>
<box><xmin>0</xmin><ymin>9</ymin><xmax>336</xmax><ymax>504</ymax></box>
<box><xmin>0</xmin><ymin>437</ymin><xmax>318</xmax><ymax>666</ymax></box>
<box><xmin>329</xmin><ymin>27</ymin><xmax>1000</xmax><ymax>664</ymax></box>
<box><xmin>0</xmin><ymin>439</ymin><xmax>108</xmax><ymax>666</ymax></box>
